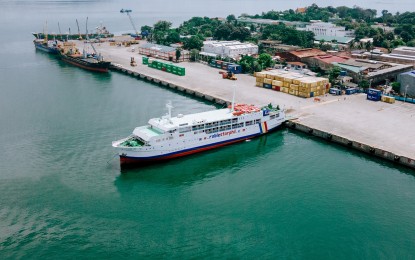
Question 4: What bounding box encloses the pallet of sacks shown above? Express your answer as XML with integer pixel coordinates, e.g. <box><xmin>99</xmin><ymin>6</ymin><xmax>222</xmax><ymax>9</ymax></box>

<box><xmin>254</xmin><ymin>70</ymin><xmax>330</xmax><ymax>98</ymax></box>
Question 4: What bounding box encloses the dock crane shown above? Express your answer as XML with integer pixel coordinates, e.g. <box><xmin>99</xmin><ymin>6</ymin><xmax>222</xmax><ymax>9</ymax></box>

<box><xmin>76</xmin><ymin>19</ymin><xmax>82</xmax><ymax>40</ymax></box>
<box><xmin>120</xmin><ymin>9</ymin><xmax>140</xmax><ymax>39</ymax></box>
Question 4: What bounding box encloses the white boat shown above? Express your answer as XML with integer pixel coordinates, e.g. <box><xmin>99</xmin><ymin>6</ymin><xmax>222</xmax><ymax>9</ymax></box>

<box><xmin>112</xmin><ymin>102</ymin><xmax>286</xmax><ymax>165</ymax></box>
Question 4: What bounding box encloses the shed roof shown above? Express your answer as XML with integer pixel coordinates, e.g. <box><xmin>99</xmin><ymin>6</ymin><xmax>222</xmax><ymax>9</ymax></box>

<box><xmin>289</xmin><ymin>48</ymin><xmax>326</xmax><ymax>58</ymax></box>
<box><xmin>400</xmin><ymin>70</ymin><xmax>415</xmax><ymax>78</ymax></box>
<box><xmin>314</xmin><ymin>35</ymin><xmax>354</xmax><ymax>44</ymax></box>
<box><xmin>313</xmin><ymin>55</ymin><xmax>350</xmax><ymax>64</ymax></box>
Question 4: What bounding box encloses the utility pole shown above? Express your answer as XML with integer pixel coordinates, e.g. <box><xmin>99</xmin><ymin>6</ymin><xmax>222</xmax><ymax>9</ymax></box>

<box><xmin>404</xmin><ymin>85</ymin><xmax>408</xmax><ymax>103</ymax></box>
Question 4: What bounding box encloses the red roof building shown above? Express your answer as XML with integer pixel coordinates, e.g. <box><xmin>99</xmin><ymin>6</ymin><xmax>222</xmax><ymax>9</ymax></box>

<box><xmin>277</xmin><ymin>48</ymin><xmax>327</xmax><ymax>63</ymax></box>
<box><xmin>310</xmin><ymin>55</ymin><xmax>350</xmax><ymax>70</ymax></box>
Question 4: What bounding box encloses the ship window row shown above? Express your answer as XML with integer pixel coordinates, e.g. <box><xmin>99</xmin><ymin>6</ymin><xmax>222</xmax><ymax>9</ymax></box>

<box><xmin>179</xmin><ymin>126</ymin><xmax>192</xmax><ymax>133</ymax></box>
<box><xmin>270</xmin><ymin>114</ymin><xmax>276</xmax><ymax>119</ymax></box>
<box><xmin>192</xmin><ymin>124</ymin><xmax>204</xmax><ymax>131</ymax></box>
<box><xmin>219</xmin><ymin>125</ymin><xmax>232</xmax><ymax>131</ymax></box>
<box><xmin>205</xmin><ymin>127</ymin><xmax>219</xmax><ymax>134</ymax></box>
<box><xmin>232</xmin><ymin>123</ymin><xmax>244</xmax><ymax>129</ymax></box>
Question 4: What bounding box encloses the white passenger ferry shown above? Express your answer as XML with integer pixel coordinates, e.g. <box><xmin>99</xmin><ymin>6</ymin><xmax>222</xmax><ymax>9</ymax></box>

<box><xmin>112</xmin><ymin>102</ymin><xmax>285</xmax><ymax>165</ymax></box>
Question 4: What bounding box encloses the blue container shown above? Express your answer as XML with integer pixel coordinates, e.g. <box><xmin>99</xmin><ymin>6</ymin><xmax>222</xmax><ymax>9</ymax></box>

<box><xmin>340</xmin><ymin>70</ymin><xmax>347</xmax><ymax>76</ymax></box>
<box><xmin>329</xmin><ymin>88</ymin><xmax>341</xmax><ymax>95</ymax></box>
<box><xmin>310</xmin><ymin>92</ymin><xmax>314</xmax><ymax>97</ymax></box>
<box><xmin>367</xmin><ymin>93</ymin><xmax>381</xmax><ymax>101</ymax></box>
<box><xmin>228</xmin><ymin>64</ymin><xmax>242</xmax><ymax>74</ymax></box>
<box><xmin>346</xmin><ymin>88</ymin><xmax>356</xmax><ymax>95</ymax></box>
<box><xmin>368</xmin><ymin>88</ymin><xmax>381</xmax><ymax>97</ymax></box>
<box><xmin>263</xmin><ymin>83</ymin><xmax>272</xmax><ymax>89</ymax></box>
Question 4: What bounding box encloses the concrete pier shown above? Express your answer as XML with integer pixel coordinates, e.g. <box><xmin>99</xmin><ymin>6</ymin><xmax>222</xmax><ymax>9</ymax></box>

<box><xmin>94</xmin><ymin>41</ymin><xmax>415</xmax><ymax>170</ymax></box>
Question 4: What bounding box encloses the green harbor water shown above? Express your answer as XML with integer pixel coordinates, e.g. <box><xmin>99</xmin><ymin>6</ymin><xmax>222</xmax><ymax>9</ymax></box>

<box><xmin>1</xmin><ymin>1</ymin><xmax>415</xmax><ymax>258</ymax></box>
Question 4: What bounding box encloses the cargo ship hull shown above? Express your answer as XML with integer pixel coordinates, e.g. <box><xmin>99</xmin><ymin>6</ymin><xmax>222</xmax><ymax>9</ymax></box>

<box><xmin>59</xmin><ymin>53</ymin><xmax>111</xmax><ymax>73</ymax></box>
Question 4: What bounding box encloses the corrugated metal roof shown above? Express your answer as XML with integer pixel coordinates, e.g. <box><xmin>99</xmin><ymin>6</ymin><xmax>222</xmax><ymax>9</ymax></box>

<box><xmin>290</xmin><ymin>48</ymin><xmax>326</xmax><ymax>58</ymax></box>
<box><xmin>400</xmin><ymin>70</ymin><xmax>415</xmax><ymax>77</ymax></box>
<box><xmin>332</xmin><ymin>62</ymin><xmax>366</xmax><ymax>73</ymax></box>
<box><xmin>314</xmin><ymin>35</ymin><xmax>354</xmax><ymax>44</ymax></box>
<box><xmin>313</xmin><ymin>55</ymin><xmax>349</xmax><ymax>64</ymax></box>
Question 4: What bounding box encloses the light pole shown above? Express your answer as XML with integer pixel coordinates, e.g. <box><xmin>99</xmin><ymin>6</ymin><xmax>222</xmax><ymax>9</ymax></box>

<box><xmin>404</xmin><ymin>84</ymin><xmax>408</xmax><ymax>103</ymax></box>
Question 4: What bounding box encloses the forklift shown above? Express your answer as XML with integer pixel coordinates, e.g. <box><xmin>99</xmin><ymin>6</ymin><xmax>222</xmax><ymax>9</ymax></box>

<box><xmin>220</xmin><ymin>69</ymin><xmax>237</xmax><ymax>80</ymax></box>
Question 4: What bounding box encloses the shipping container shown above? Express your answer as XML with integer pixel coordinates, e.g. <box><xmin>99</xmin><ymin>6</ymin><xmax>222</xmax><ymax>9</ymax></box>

<box><xmin>263</xmin><ymin>83</ymin><xmax>272</xmax><ymax>89</ymax></box>
<box><xmin>367</xmin><ymin>93</ymin><xmax>381</xmax><ymax>101</ymax></box>
<box><xmin>228</xmin><ymin>65</ymin><xmax>242</xmax><ymax>74</ymax></box>
<box><xmin>329</xmin><ymin>88</ymin><xmax>341</xmax><ymax>95</ymax></box>
<box><xmin>264</xmin><ymin>78</ymin><xmax>272</xmax><ymax>84</ymax></box>
<box><xmin>275</xmin><ymin>86</ymin><xmax>281</xmax><ymax>91</ymax></box>
<box><xmin>345</xmin><ymin>88</ymin><xmax>356</xmax><ymax>95</ymax></box>
<box><xmin>142</xmin><ymin>57</ymin><xmax>149</xmax><ymax>65</ymax></box>
<box><xmin>368</xmin><ymin>88</ymin><xmax>382</xmax><ymax>97</ymax></box>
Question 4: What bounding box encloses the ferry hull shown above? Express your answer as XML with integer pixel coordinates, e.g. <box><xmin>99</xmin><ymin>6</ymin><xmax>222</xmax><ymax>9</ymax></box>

<box><xmin>119</xmin><ymin>133</ymin><xmax>260</xmax><ymax>165</ymax></box>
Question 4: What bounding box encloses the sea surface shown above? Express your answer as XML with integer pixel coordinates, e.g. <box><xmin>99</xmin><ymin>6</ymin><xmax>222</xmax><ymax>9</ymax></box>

<box><xmin>1</xmin><ymin>0</ymin><xmax>415</xmax><ymax>259</ymax></box>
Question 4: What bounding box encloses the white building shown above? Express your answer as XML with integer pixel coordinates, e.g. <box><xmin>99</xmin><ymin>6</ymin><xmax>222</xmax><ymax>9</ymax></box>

<box><xmin>305</xmin><ymin>22</ymin><xmax>354</xmax><ymax>38</ymax></box>
<box><xmin>202</xmin><ymin>41</ymin><xmax>258</xmax><ymax>58</ymax></box>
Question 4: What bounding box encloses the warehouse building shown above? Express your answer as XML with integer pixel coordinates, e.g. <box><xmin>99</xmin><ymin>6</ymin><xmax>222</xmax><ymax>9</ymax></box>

<box><xmin>333</xmin><ymin>59</ymin><xmax>413</xmax><ymax>85</ymax></box>
<box><xmin>397</xmin><ymin>71</ymin><xmax>415</xmax><ymax>97</ymax></box>
<box><xmin>202</xmin><ymin>41</ymin><xmax>258</xmax><ymax>59</ymax></box>
<box><xmin>375</xmin><ymin>46</ymin><xmax>415</xmax><ymax>66</ymax></box>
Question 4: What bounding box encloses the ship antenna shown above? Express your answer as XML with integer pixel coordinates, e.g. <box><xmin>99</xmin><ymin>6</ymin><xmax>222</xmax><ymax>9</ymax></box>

<box><xmin>166</xmin><ymin>101</ymin><xmax>173</xmax><ymax>119</ymax></box>
<box><xmin>231</xmin><ymin>83</ymin><xmax>236</xmax><ymax>112</ymax></box>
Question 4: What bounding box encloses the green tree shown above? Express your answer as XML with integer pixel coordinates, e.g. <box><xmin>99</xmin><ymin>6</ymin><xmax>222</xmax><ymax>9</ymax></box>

<box><xmin>214</xmin><ymin>23</ymin><xmax>233</xmax><ymax>40</ymax></box>
<box><xmin>226</xmin><ymin>14</ymin><xmax>236</xmax><ymax>23</ymax></box>
<box><xmin>175</xmin><ymin>49</ymin><xmax>181</xmax><ymax>61</ymax></box>
<box><xmin>166</xmin><ymin>31</ymin><xmax>181</xmax><ymax>44</ymax></box>
<box><xmin>189</xmin><ymin>49</ymin><xmax>199</xmax><ymax>62</ymax></box>
<box><xmin>391</xmin><ymin>82</ymin><xmax>401</xmax><ymax>92</ymax></box>
<box><xmin>183</xmin><ymin>35</ymin><xmax>203</xmax><ymax>50</ymax></box>
<box><xmin>141</xmin><ymin>25</ymin><xmax>153</xmax><ymax>33</ymax></box>
<box><xmin>359</xmin><ymin>80</ymin><xmax>370</xmax><ymax>89</ymax></box>
<box><xmin>328</xmin><ymin>66</ymin><xmax>341</xmax><ymax>85</ymax></box>
<box><xmin>154</xmin><ymin>20</ymin><xmax>172</xmax><ymax>32</ymax></box>
<box><xmin>258</xmin><ymin>53</ymin><xmax>274</xmax><ymax>69</ymax></box>
<box><xmin>230</xmin><ymin>27</ymin><xmax>251</xmax><ymax>41</ymax></box>
<box><xmin>152</xmin><ymin>30</ymin><xmax>166</xmax><ymax>44</ymax></box>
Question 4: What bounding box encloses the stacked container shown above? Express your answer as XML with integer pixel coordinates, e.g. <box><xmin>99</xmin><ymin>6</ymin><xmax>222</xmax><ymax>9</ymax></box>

<box><xmin>147</xmin><ymin>59</ymin><xmax>186</xmax><ymax>76</ymax></box>
<box><xmin>254</xmin><ymin>70</ymin><xmax>330</xmax><ymax>98</ymax></box>
<box><xmin>209</xmin><ymin>60</ymin><xmax>242</xmax><ymax>74</ymax></box>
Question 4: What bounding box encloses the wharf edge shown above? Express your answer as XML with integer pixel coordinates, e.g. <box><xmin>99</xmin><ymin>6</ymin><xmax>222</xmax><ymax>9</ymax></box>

<box><xmin>109</xmin><ymin>64</ymin><xmax>415</xmax><ymax>170</ymax></box>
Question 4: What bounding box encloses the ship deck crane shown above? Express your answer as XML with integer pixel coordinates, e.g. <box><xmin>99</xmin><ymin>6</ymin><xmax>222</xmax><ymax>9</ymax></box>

<box><xmin>76</xmin><ymin>19</ymin><xmax>82</xmax><ymax>40</ymax></box>
<box><xmin>120</xmin><ymin>9</ymin><xmax>140</xmax><ymax>38</ymax></box>
<box><xmin>85</xmin><ymin>17</ymin><xmax>98</xmax><ymax>56</ymax></box>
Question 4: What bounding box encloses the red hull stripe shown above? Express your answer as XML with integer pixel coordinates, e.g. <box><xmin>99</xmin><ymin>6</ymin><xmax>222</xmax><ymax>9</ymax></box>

<box><xmin>264</xmin><ymin>121</ymin><xmax>268</xmax><ymax>132</ymax></box>
<box><xmin>120</xmin><ymin>133</ymin><xmax>260</xmax><ymax>164</ymax></box>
